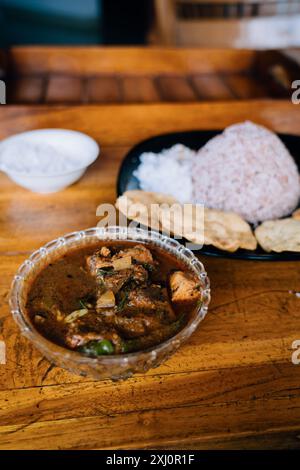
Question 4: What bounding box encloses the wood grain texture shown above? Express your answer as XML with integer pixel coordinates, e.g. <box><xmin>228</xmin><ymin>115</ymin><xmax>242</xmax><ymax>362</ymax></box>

<box><xmin>45</xmin><ymin>76</ymin><xmax>83</xmax><ymax>103</ymax></box>
<box><xmin>156</xmin><ymin>76</ymin><xmax>198</xmax><ymax>101</ymax></box>
<box><xmin>224</xmin><ymin>74</ymin><xmax>268</xmax><ymax>99</ymax></box>
<box><xmin>8</xmin><ymin>77</ymin><xmax>45</xmax><ymax>104</ymax></box>
<box><xmin>121</xmin><ymin>77</ymin><xmax>160</xmax><ymax>103</ymax></box>
<box><xmin>8</xmin><ymin>47</ymin><xmax>256</xmax><ymax>76</ymax></box>
<box><xmin>191</xmin><ymin>74</ymin><xmax>235</xmax><ymax>101</ymax></box>
<box><xmin>86</xmin><ymin>77</ymin><xmax>121</xmax><ymax>103</ymax></box>
<box><xmin>1</xmin><ymin>101</ymin><xmax>300</xmax><ymax>449</ymax></box>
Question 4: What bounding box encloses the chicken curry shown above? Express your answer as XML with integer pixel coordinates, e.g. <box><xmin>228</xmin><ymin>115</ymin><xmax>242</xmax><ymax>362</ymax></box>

<box><xmin>26</xmin><ymin>242</ymin><xmax>202</xmax><ymax>356</ymax></box>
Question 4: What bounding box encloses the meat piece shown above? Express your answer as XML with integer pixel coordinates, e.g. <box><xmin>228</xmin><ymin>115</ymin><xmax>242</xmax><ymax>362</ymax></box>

<box><xmin>97</xmin><ymin>265</ymin><xmax>148</xmax><ymax>297</ymax></box>
<box><xmin>64</xmin><ymin>311</ymin><xmax>103</xmax><ymax>348</ymax></box>
<box><xmin>127</xmin><ymin>286</ymin><xmax>162</xmax><ymax>311</ymax></box>
<box><xmin>98</xmin><ymin>269</ymin><xmax>131</xmax><ymax>294</ymax></box>
<box><xmin>169</xmin><ymin>271</ymin><xmax>201</xmax><ymax>305</ymax></box>
<box><xmin>132</xmin><ymin>264</ymin><xmax>148</xmax><ymax>285</ymax></box>
<box><xmin>114</xmin><ymin>244</ymin><xmax>154</xmax><ymax>266</ymax></box>
<box><xmin>95</xmin><ymin>265</ymin><xmax>149</xmax><ymax>315</ymax></box>
<box><xmin>124</xmin><ymin>285</ymin><xmax>175</xmax><ymax>321</ymax></box>
<box><xmin>87</xmin><ymin>247</ymin><xmax>148</xmax><ymax>295</ymax></box>
<box><xmin>64</xmin><ymin>310</ymin><xmax>122</xmax><ymax>350</ymax></box>
<box><xmin>116</xmin><ymin>315</ymin><xmax>162</xmax><ymax>338</ymax></box>
<box><xmin>66</xmin><ymin>331</ymin><xmax>106</xmax><ymax>349</ymax></box>
<box><xmin>86</xmin><ymin>252</ymin><xmax>112</xmax><ymax>276</ymax></box>
<box><xmin>115</xmin><ymin>316</ymin><xmax>147</xmax><ymax>338</ymax></box>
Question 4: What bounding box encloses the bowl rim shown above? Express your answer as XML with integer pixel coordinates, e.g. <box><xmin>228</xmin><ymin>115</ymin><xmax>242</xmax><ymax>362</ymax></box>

<box><xmin>9</xmin><ymin>226</ymin><xmax>211</xmax><ymax>367</ymax></box>
<box><xmin>0</xmin><ymin>128</ymin><xmax>100</xmax><ymax>178</ymax></box>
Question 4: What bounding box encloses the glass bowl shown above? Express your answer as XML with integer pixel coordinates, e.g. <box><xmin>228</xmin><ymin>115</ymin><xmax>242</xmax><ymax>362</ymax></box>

<box><xmin>9</xmin><ymin>226</ymin><xmax>211</xmax><ymax>380</ymax></box>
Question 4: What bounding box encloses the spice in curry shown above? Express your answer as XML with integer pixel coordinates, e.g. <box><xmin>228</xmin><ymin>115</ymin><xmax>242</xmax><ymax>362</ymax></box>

<box><xmin>26</xmin><ymin>242</ymin><xmax>202</xmax><ymax>356</ymax></box>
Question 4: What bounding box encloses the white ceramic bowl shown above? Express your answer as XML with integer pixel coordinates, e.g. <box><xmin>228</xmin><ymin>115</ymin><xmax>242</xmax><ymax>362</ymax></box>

<box><xmin>0</xmin><ymin>129</ymin><xmax>100</xmax><ymax>193</ymax></box>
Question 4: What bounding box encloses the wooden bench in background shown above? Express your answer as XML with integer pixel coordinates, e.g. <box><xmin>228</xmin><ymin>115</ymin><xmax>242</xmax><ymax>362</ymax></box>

<box><xmin>1</xmin><ymin>46</ymin><xmax>300</xmax><ymax>105</ymax></box>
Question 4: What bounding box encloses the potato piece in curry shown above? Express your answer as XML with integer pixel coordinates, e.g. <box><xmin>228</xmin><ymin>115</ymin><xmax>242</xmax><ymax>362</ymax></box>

<box><xmin>26</xmin><ymin>242</ymin><xmax>202</xmax><ymax>356</ymax></box>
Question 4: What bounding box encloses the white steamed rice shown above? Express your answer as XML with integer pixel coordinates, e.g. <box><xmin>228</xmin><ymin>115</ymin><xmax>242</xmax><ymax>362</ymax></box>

<box><xmin>133</xmin><ymin>144</ymin><xmax>195</xmax><ymax>203</ymax></box>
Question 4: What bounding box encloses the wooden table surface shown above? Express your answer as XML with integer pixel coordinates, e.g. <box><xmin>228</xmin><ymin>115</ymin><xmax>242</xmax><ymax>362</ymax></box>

<box><xmin>1</xmin><ymin>100</ymin><xmax>300</xmax><ymax>449</ymax></box>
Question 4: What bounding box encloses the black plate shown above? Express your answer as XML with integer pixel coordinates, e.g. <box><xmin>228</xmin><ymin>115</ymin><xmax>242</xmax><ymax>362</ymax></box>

<box><xmin>117</xmin><ymin>130</ymin><xmax>300</xmax><ymax>261</ymax></box>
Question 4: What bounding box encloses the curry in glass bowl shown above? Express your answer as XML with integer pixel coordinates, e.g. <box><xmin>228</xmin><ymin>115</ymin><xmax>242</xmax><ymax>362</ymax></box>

<box><xmin>10</xmin><ymin>227</ymin><xmax>210</xmax><ymax>380</ymax></box>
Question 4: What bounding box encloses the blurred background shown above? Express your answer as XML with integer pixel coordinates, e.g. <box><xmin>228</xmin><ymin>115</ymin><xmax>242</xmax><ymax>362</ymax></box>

<box><xmin>0</xmin><ymin>0</ymin><xmax>300</xmax><ymax>49</ymax></box>
<box><xmin>2</xmin><ymin>0</ymin><xmax>300</xmax><ymax>105</ymax></box>
<box><xmin>0</xmin><ymin>0</ymin><xmax>152</xmax><ymax>46</ymax></box>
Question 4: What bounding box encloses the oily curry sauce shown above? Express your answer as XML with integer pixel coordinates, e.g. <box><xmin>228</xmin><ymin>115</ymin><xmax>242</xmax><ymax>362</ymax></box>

<box><xmin>26</xmin><ymin>241</ymin><xmax>202</xmax><ymax>356</ymax></box>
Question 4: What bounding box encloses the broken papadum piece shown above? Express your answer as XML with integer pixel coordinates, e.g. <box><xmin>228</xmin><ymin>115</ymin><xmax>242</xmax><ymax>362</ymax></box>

<box><xmin>203</xmin><ymin>207</ymin><xmax>257</xmax><ymax>252</ymax></box>
<box><xmin>116</xmin><ymin>190</ymin><xmax>257</xmax><ymax>252</ymax></box>
<box><xmin>255</xmin><ymin>218</ymin><xmax>300</xmax><ymax>253</ymax></box>
<box><xmin>116</xmin><ymin>190</ymin><xmax>178</xmax><ymax>231</ymax></box>
<box><xmin>159</xmin><ymin>204</ymin><xmax>256</xmax><ymax>252</ymax></box>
